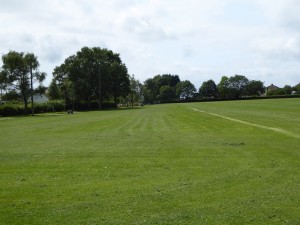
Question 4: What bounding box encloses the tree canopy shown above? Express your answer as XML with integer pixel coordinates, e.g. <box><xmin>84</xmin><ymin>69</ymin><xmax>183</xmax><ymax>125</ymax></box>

<box><xmin>143</xmin><ymin>74</ymin><xmax>180</xmax><ymax>103</ymax></box>
<box><xmin>1</xmin><ymin>51</ymin><xmax>46</xmax><ymax>108</ymax></box>
<box><xmin>53</xmin><ymin>47</ymin><xmax>130</xmax><ymax>109</ymax></box>
<box><xmin>176</xmin><ymin>80</ymin><xmax>196</xmax><ymax>99</ymax></box>
<box><xmin>1</xmin><ymin>46</ymin><xmax>298</xmax><ymax>114</ymax></box>
<box><xmin>199</xmin><ymin>79</ymin><xmax>218</xmax><ymax>98</ymax></box>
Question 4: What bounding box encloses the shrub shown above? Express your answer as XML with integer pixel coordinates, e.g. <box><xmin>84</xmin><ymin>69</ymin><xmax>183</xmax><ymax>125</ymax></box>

<box><xmin>0</xmin><ymin>104</ymin><xmax>27</xmax><ymax>117</ymax></box>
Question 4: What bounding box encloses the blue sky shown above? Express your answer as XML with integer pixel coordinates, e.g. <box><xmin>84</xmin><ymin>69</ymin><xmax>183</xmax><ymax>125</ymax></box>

<box><xmin>1</xmin><ymin>0</ymin><xmax>299</xmax><ymax>88</ymax></box>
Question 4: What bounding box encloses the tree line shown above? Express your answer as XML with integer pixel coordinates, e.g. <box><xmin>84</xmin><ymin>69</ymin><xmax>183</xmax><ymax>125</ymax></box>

<box><xmin>1</xmin><ymin>46</ymin><xmax>300</xmax><ymax>113</ymax></box>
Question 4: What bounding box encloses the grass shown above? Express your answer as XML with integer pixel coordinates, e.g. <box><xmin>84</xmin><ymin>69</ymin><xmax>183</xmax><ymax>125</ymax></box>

<box><xmin>0</xmin><ymin>98</ymin><xmax>299</xmax><ymax>224</ymax></box>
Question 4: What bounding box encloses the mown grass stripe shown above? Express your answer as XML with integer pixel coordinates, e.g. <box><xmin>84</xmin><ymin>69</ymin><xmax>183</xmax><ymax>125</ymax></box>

<box><xmin>188</xmin><ymin>107</ymin><xmax>300</xmax><ymax>139</ymax></box>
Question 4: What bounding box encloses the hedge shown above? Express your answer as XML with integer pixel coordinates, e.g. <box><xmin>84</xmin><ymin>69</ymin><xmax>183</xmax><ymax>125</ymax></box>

<box><xmin>0</xmin><ymin>101</ymin><xmax>65</xmax><ymax>117</ymax></box>
<box><xmin>0</xmin><ymin>100</ymin><xmax>117</xmax><ymax>117</ymax></box>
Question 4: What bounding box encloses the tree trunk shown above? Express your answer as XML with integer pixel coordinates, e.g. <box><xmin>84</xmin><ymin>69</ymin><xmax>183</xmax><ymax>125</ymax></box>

<box><xmin>114</xmin><ymin>95</ymin><xmax>117</xmax><ymax>108</ymax></box>
<box><xmin>30</xmin><ymin>67</ymin><xmax>34</xmax><ymax>116</ymax></box>
<box><xmin>98</xmin><ymin>66</ymin><xmax>101</xmax><ymax>110</ymax></box>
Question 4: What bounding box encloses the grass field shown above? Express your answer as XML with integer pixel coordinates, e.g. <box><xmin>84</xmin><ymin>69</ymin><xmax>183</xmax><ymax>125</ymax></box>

<box><xmin>0</xmin><ymin>98</ymin><xmax>299</xmax><ymax>224</ymax></box>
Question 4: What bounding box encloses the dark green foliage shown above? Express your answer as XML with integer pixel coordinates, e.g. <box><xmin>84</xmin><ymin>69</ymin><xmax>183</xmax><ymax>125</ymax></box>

<box><xmin>293</xmin><ymin>83</ymin><xmax>300</xmax><ymax>94</ymax></box>
<box><xmin>226</xmin><ymin>75</ymin><xmax>249</xmax><ymax>99</ymax></box>
<box><xmin>110</xmin><ymin>62</ymin><xmax>130</xmax><ymax>106</ymax></box>
<box><xmin>53</xmin><ymin>47</ymin><xmax>130</xmax><ymax>109</ymax></box>
<box><xmin>1</xmin><ymin>51</ymin><xmax>46</xmax><ymax>109</ymax></box>
<box><xmin>129</xmin><ymin>75</ymin><xmax>143</xmax><ymax>107</ymax></box>
<box><xmin>244</xmin><ymin>80</ymin><xmax>265</xmax><ymax>96</ymax></box>
<box><xmin>143</xmin><ymin>74</ymin><xmax>180</xmax><ymax>103</ymax></box>
<box><xmin>282</xmin><ymin>85</ymin><xmax>292</xmax><ymax>95</ymax></box>
<box><xmin>159</xmin><ymin>85</ymin><xmax>176</xmax><ymax>102</ymax></box>
<box><xmin>143</xmin><ymin>78</ymin><xmax>159</xmax><ymax>103</ymax></box>
<box><xmin>1</xmin><ymin>90</ymin><xmax>20</xmax><ymax>101</ymax></box>
<box><xmin>48</xmin><ymin>79</ymin><xmax>61</xmax><ymax>100</ymax></box>
<box><xmin>0</xmin><ymin>70</ymin><xmax>8</xmax><ymax>100</ymax></box>
<box><xmin>176</xmin><ymin>80</ymin><xmax>196</xmax><ymax>99</ymax></box>
<box><xmin>217</xmin><ymin>76</ymin><xmax>229</xmax><ymax>99</ymax></box>
<box><xmin>217</xmin><ymin>75</ymin><xmax>254</xmax><ymax>99</ymax></box>
<box><xmin>267</xmin><ymin>89</ymin><xmax>285</xmax><ymax>96</ymax></box>
<box><xmin>0</xmin><ymin>101</ymin><xmax>65</xmax><ymax>116</ymax></box>
<box><xmin>0</xmin><ymin>104</ymin><xmax>26</xmax><ymax>116</ymax></box>
<box><xmin>199</xmin><ymin>79</ymin><xmax>218</xmax><ymax>98</ymax></box>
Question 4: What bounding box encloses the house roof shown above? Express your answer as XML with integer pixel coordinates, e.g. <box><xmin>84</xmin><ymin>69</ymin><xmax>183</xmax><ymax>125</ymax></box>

<box><xmin>267</xmin><ymin>84</ymin><xmax>279</xmax><ymax>90</ymax></box>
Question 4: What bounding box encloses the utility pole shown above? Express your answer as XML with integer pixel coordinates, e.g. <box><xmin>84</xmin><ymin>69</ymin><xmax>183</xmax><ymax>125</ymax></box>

<box><xmin>30</xmin><ymin>64</ymin><xmax>34</xmax><ymax>116</ymax></box>
<box><xmin>98</xmin><ymin>63</ymin><xmax>101</xmax><ymax>110</ymax></box>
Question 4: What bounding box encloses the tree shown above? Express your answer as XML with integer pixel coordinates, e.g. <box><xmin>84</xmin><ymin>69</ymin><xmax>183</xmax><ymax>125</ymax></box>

<box><xmin>199</xmin><ymin>79</ymin><xmax>218</xmax><ymax>98</ymax></box>
<box><xmin>129</xmin><ymin>75</ymin><xmax>143</xmax><ymax>107</ymax></box>
<box><xmin>226</xmin><ymin>75</ymin><xmax>249</xmax><ymax>99</ymax></box>
<box><xmin>0</xmin><ymin>70</ymin><xmax>8</xmax><ymax>102</ymax></box>
<box><xmin>53</xmin><ymin>47</ymin><xmax>130</xmax><ymax>109</ymax></box>
<box><xmin>282</xmin><ymin>85</ymin><xmax>292</xmax><ymax>95</ymax></box>
<box><xmin>217</xmin><ymin>76</ymin><xmax>229</xmax><ymax>99</ymax></box>
<box><xmin>1</xmin><ymin>90</ymin><xmax>20</xmax><ymax>101</ymax></box>
<box><xmin>1</xmin><ymin>51</ymin><xmax>46</xmax><ymax>112</ymax></box>
<box><xmin>244</xmin><ymin>80</ymin><xmax>265</xmax><ymax>96</ymax></box>
<box><xmin>143</xmin><ymin>74</ymin><xmax>180</xmax><ymax>103</ymax></box>
<box><xmin>157</xmin><ymin>74</ymin><xmax>180</xmax><ymax>87</ymax></box>
<box><xmin>176</xmin><ymin>80</ymin><xmax>196</xmax><ymax>99</ymax></box>
<box><xmin>292</xmin><ymin>83</ymin><xmax>300</xmax><ymax>94</ymax></box>
<box><xmin>24</xmin><ymin>53</ymin><xmax>46</xmax><ymax>115</ymax></box>
<box><xmin>266</xmin><ymin>88</ymin><xmax>285</xmax><ymax>96</ymax></box>
<box><xmin>48</xmin><ymin>78</ymin><xmax>61</xmax><ymax>100</ymax></box>
<box><xmin>143</xmin><ymin>78</ymin><xmax>159</xmax><ymax>104</ymax></box>
<box><xmin>159</xmin><ymin>85</ymin><xmax>176</xmax><ymax>102</ymax></box>
<box><xmin>110</xmin><ymin>62</ymin><xmax>130</xmax><ymax>107</ymax></box>
<box><xmin>60</xmin><ymin>79</ymin><xmax>74</xmax><ymax>110</ymax></box>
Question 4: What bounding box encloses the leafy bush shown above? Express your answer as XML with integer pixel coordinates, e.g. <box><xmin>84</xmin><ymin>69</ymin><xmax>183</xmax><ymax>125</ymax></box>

<box><xmin>0</xmin><ymin>104</ymin><xmax>27</xmax><ymax>116</ymax></box>
<box><xmin>0</xmin><ymin>101</ymin><xmax>65</xmax><ymax>117</ymax></box>
<box><xmin>0</xmin><ymin>100</ymin><xmax>117</xmax><ymax>116</ymax></box>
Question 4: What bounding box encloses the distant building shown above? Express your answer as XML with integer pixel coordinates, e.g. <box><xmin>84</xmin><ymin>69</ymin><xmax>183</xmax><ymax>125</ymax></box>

<box><xmin>31</xmin><ymin>94</ymin><xmax>49</xmax><ymax>103</ymax></box>
<box><xmin>266</xmin><ymin>84</ymin><xmax>279</xmax><ymax>92</ymax></box>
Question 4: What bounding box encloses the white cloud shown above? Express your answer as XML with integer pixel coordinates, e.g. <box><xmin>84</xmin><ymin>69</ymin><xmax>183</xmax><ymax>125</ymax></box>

<box><xmin>0</xmin><ymin>0</ymin><xmax>299</xmax><ymax>87</ymax></box>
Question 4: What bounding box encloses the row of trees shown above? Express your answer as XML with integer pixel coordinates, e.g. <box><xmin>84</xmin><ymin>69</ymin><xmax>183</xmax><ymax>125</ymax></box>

<box><xmin>50</xmin><ymin>47</ymin><xmax>132</xmax><ymax>109</ymax></box>
<box><xmin>142</xmin><ymin>74</ymin><xmax>300</xmax><ymax>103</ymax></box>
<box><xmin>1</xmin><ymin>47</ymin><xmax>141</xmax><ymax>112</ymax></box>
<box><xmin>143</xmin><ymin>74</ymin><xmax>196</xmax><ymax>103</ymax></box>
<box><xmin>1</xmin><ymin>46</ymin><xmax>299</xmax><ymax>113</ymax></box>
<box><xmin>0</xmin><ymin>51</ymin><xmax>46</xmax><ymax>114</ymax></box>
<box><xmin>142</xmin><ymin>74</ymin><xmax>266</xmax><ymax>103</ymax></box>
<box><xmin>200</xmin><ymin>75</ymin><xmax>265</xmax><ymax>100</ymax></box>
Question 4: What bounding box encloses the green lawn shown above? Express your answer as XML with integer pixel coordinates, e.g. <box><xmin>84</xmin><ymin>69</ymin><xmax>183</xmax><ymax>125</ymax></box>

<box><xmin>0</xmin><ymin>99</ymin><xmax>299</xmax><ymax>224</ymax></box>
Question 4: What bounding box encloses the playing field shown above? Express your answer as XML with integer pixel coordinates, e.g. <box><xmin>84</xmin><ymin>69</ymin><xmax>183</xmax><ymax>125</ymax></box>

<box><xmin>0</xmin><ymin>99</ymin><xmax>299</xmax><ymax>224</ymax></box>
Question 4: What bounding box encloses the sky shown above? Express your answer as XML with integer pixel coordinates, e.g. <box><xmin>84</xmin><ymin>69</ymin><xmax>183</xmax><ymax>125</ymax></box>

<box><xmin>0</xmin><ymin>0</ymin><xmax>300</xmax><ymax>88</ymax></box>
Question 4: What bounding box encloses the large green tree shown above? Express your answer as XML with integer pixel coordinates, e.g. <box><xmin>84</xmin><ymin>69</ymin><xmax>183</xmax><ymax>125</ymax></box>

<box><xmin>159</xmin><ymin>85</ymin><xmax>176</xmax><ymax>102</ymax></box>
<box><xmin>244</xmin><ymin>80</ymin><xmax>265</xmax><ymax>96</ymax></box>
<box><xmin>48</xmin><ymin>78</ymin><xmax>61</xmax><ymax>100</ymax></box>
<box><xmin>110</xmin><ymin>62</ymin><xmax>130</xmax><ymax>107</ymax></box>
<box><xmin>217</xmin><ymin>75</ymin><xmax>249</xmax><ymax>99</ymax></box>
<box><xmin>176</xmin><ymin>80</ymin><xmax>196</xmax><ymax>99</ymax></box>
<box><xmin>53</xmin><ymin>47</ymin><xmax>130</xmax><ymax>109</ymax></box>
<box><xmin>227</xmin><ymin>75</ymin><xmax>249</xmax><ymax>99</ymax></box>
<box><xmin>1</xmin><ymin>51</ymin><xmax>46</xmax><ymax>110</ymax></box>
<box><xmin>143</xmin><ymin>74</ymin><xmax>180</xmax><ymax>103</ymax></box>
<box><xmin>217</xmin><ymin>76</ymin><xmax>229</xmax><ymax>99</ymax></box>
<box><xmin>199</xmin><ymin>79</ymin><xmax>218</xmax><ymax>98</ymax></box>
<box><xmin>282</xmin><ymin>85</ymin><xmax>292</xmax><ymax>95</ymax></box>
<box><xmin>129</xmin><ymin>75</ymin><xmax>143</xmax><ymax>107</ymax></box>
